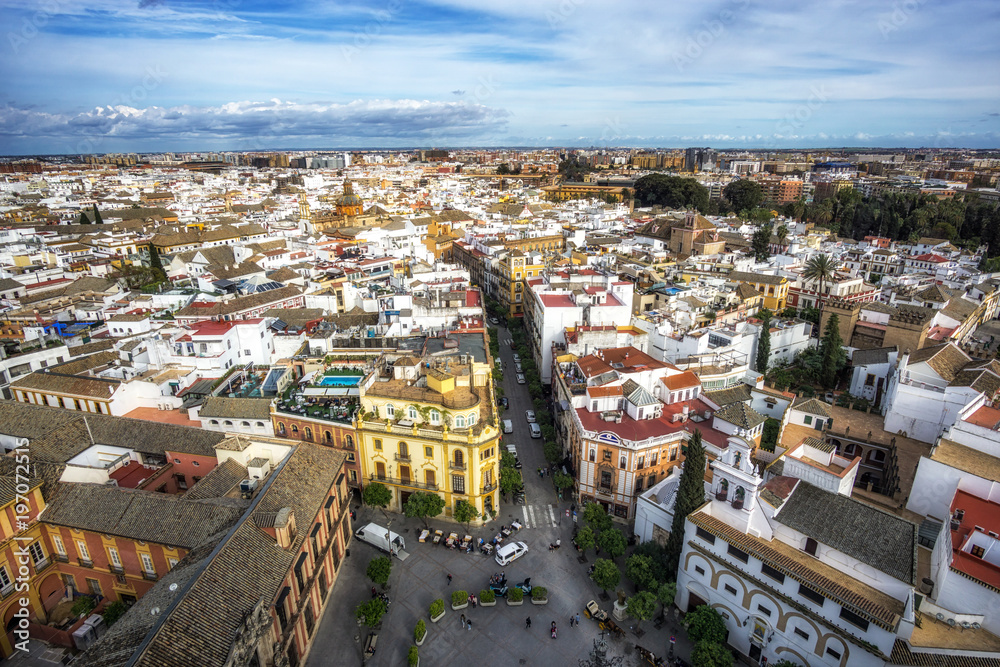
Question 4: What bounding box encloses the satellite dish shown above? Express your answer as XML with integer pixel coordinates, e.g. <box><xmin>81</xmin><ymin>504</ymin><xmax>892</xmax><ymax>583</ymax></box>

<box><xmin>169</xmin><ymin>583</ymin><xmax>179</xmax><ymax>592</ymax></box>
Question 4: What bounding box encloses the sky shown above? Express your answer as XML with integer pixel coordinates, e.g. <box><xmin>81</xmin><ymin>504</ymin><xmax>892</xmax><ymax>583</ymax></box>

<box><xmin>1</xmin><ymin>0</ymin><xmax>998</xmax><ymax>154</ymax></box>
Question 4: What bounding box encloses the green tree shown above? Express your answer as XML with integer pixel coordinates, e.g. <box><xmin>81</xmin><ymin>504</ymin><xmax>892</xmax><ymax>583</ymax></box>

<box><xmin>366</xmin><ymin>556</ymin><xmax>392</xmax><ymax>588</ymax></box>
<box><xmin>355</xmin><ymin>597</ymin><xmax>388</xmax><ymax>628</ymax></box>
<box><xmin>802</xmin><ymin>253</ymin><xmax>835</xmax><ymax>312</ymax></box>
<box><xmin>454</xmin><ymin>499</ymin><xmax>480</xmax><ymax>530</ymax></box>
<box><xmin>574</xmin><ymin>525</ymin><xmax>596</xmax><ymax>554</ymax></box>
<box><xmin>77</xmin><ymin>211</ymin><xmax>89</xmax><ymax>225</ymax></box>
<box><xmin>775</xmin><ymin>224</ymin><xmax>790</xmax><ymax>245</ymax></box>
<box><xmin>626</xmin><ymin>591</ymin><xmax>657</xmax><ymax>631</ymax></box>
<box><xmin>597</xmin><ymin>527</ymin><xmax>627</xmax><ymax>560</ymax></box>
<box><xmin>543</xmin><ymin>439</ymin><xmax>562</xmax><ymax>463</ymax></box>
<box><xmin>820</xmin><ymin>313</ymin><xmax>847</xmax><ymax>389</ymax></box>
<box><xmin>723</xmin><ymin>179</ymin><xmax>764</xmax><ymax>215</ymax></box>
<box><xmin>665</xmin><ymin>430</ymin><xmax>706</xmax><ymax>576</ymax></box>
<box><xmin>552</xmin><ymin>472</ymin><xmax>574</xmax><ymax>493</ymax></box>
<box><xmin>148</xmin><ymin>244</ymin><xmax>167</xmax><ymax>283</ymax></box>
<box><xmin>691</xmin><ymin>641</ymin><xmax>734</xmax><ymax>667</ymax></box>
<box><xmin>499</xmin><ymin>465</ymin><xmax>523</xmax><ymax>497</ymax></box>
<box><xmin>755</xmin><ymin>309</ymin><xmax>771</xmax><ymax>375</ymax></box>
<box><xmin>403</xmin><ymin>492</ymin><xmax>445</xmax><ymax>528</ymax></box>
<box><xmin>625</xmin><ymin>553</ymin><xmax>656</xmax><ymax>591</ymax></box>
<box><xmin>760</xmin><ymin>417</ymin><xmax>780</xmax><ymax>453</ymax></box>
<box><xmin>101</xmin><ymin>600</ymin><xmax>128</xmax><ymax>626</ymax></box>
<box><xmin>771</xmin><ymin>660</ymin><xmax>804</xmax><ymax>667</ymax></box>
<box><xmin>686</xmin><ymin>605</ymin><xmax>728</xmax><ymax>645</ymax></box>
<box><xmin>590</xmin><ymin>558</ymin><xmax>621</xmax><ymax>593</ymax></box>
<box><xmin>751</xmin><ymin>222</ymin><xmax>773</xmax><ymax>261</ymax></box>
<box><xmin>92</xmin><ymin>203</ymin><xmax>103</xmax><ymax>224</ymax></box>
<box><xmin>583</xmin><ymin>502</ymin><xmax>613</xmax><ymax>533</ymax></box>
<box><xmin>363</xmin><ymin>482</ymin><xmax>392</xmax><ymax>513</ymax></box>
<box><xmin>633</xmin><ymin>174</ymin><xmax>710</xmax><ymax>212</ymax></box>
<box><xmin>657</xmin><ymin>581</ymin><xmax>677</xmax><ymax>612</ymax></box>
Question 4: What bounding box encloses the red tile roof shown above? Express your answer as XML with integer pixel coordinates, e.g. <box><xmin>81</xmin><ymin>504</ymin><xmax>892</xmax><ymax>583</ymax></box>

<box><xmin>950</xmin><ymin>490</ymin><xmax>1000</xmax><ymax>590</ymax></box>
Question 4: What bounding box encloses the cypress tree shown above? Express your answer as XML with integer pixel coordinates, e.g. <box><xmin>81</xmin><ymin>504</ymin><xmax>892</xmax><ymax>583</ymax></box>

<box><xmin>148</xmin><ymin>244</ymin><xmax>167</xmax><ymax>283</ymax></box>
<box><xmin>820</xmin><ymin>313</ymin><xmax>846</xmax><ymax>389</ymax></box>
<box><xmin>92</xmin><ymin>203</ymin><xmax>103</xmax><ymax>224</ymax></box>
<box><xmin>78</xmin><ymin>211</ymin><xmax>89</xmax><ymax>225</ymax></box>
<box><xmin>755</xmin><ymin>309</ymin><xmax>771</xmax><ymax>375</ymax></box>
<box><xmin>665</xmin><ymin>429</ymin><xmax>707</xmax><ymax>577</ymax></box>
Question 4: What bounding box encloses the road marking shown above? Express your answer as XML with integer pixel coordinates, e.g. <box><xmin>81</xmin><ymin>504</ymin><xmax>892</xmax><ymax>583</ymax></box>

<box><xmin>547</xmin><ymin>505</ymin><xmax>558</xmax><ymax>526</ymax></box>
<box><xmin>524</xmin><ymin>505</ymin><xmax>536</xmax><ymax>528</ymax></box>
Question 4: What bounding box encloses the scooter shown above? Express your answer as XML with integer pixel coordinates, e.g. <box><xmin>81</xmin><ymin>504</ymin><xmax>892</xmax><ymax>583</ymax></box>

<box><xmin>516</xmin><ymin>577</ymin><xmax>532</xmax><ymax>594</ymax></box>
<box><xmin>548</xmin><ymin>539</ymin><xmax>561</xmax><ymax>551</ymax></box>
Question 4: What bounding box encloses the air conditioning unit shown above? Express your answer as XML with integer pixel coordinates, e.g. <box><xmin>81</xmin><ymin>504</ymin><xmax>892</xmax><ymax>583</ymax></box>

<box><xmin>239</xmin><ymin>478</ymin><xmax>259</xmax><ymax>499</ymax></box>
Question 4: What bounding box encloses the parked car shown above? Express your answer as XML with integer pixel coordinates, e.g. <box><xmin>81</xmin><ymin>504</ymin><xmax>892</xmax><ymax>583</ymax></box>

<box><xmin>489</xmin><ymin>316</ymin><xmax>500</xmax><ymax>325</ymax></box>
<box><xmin>529</xmin><ymin>423</ymin><xmax>541</xmax><ymax>439</ymax></box>
<box><xmin>512</xmin><ymin>353</ymin><xmax>520</xmax><ymax>362</ymax></box>
<box><xmin>495</xmin><ymin>541</ymin><xmax>529</xmax><ymax>566</ymax></box>
<box><xmin>516</xmin><ymin>374</ymin><xmax>526</xmax><ymax>384</ymax></box>
<box><xmin>502</xmin><ymin>419</ymin><xmax>514</xmax><ymax>434</ymax></box>
<box><xmin>514</xmin><ymin>363</ymin><xmax>523</xmax><ymax>373</ymax></box>
<box><xmin>525</xmin><ymin>410</ymin><xmax>536</xmax><ymax>423</ymax></box>
<box><xmin>499</xmin><ymin>396</ymin><xmax>509</xmax><ymax>410</ymax></box>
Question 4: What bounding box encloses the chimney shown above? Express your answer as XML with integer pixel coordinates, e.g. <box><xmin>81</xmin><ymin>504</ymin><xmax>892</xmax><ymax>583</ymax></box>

<box><xmin>274</xmin><ymin>507</ymin><xmax>297</xmax><ymax>549</ymax></box>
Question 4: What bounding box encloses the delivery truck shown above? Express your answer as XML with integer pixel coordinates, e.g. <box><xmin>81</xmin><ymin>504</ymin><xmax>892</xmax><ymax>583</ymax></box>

<box><xmin>355</xmin><ymin>522</ymin><xmax>408</xmax><ymax>559</ymax></box>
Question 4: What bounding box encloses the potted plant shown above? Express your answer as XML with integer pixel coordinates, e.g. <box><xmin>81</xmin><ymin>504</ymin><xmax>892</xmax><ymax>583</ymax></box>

<box><xmin>479</xmin><ymin>589</ymin><xmax>496</xmax><ymax>607</ymax></box>
<box><xmin>414</xmin><ymin>619</ymin><xmax>427</xmax><ymax>646</ymax></box>
<box><xmin>507</xmin><ymin>587</ymin><xmax>524</xmax><ymax>606</ymax></box>
<box><xmin>531</xmin><ymin>586</ymin><xmax>549</xmax><ymax>605</ymax></box>
<box><xmin>408</xmin><ymin>645</ymin><xmax>419</xmax><ymax>666</ymax></box>
<box><xmin>429</xmin><ymin>598</ymin><xmax>445</xmax><ymax>623</ymax></box>
<box><xmin>451</xmin><ymin>590</ymin><xmax>469</xmax><ymax>611</ymax></box>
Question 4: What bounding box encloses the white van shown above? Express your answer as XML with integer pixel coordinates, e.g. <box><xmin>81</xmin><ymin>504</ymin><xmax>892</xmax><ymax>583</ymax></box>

<box><xmin>355</xmin><ymin>522</ymin><xmax>407</xmax><ymax>559</ymax></box>
<box><xmin>502</xmin><ymin>419</ymin><xmax>514</xmax><ymax>434</ymax></box>
<box><xmin>495</xmin><ymin>541</ymin><xmax>529</xmax><ymax>566</ymax></box>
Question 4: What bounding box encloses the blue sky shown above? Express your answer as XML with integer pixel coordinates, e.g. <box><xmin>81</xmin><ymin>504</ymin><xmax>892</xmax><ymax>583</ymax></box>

<box><xmin>1</xmin><ymin>0</ymin><xmax>998</xmax><ymax>153</ymax></box>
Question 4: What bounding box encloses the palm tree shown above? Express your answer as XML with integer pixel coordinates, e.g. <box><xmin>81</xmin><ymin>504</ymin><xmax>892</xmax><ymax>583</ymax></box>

<box><xmin>776</xmin><ymin>224</ymin><xmax>789</xmax><ymax>246</ymax></box>
<box><xmin>803</xmin><ymin>254</ymin><xmax>835</xmax><ymax>312</ymax></box>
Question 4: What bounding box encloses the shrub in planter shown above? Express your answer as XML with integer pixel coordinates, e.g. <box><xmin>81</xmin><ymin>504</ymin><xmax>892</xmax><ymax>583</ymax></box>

<box><xmin>531</xmin><ymin>587</ymin><xmax>548</xmax><ymax>601</ymax></box>
<box><xmin>479</xmin><ymin>589</ymin><xmax>495</xmax><ymax>604</ymax></box>
<box><xmin>507</xmin><ymin>587</ymin><xmax>524</xmax><ymax>603</ymax></box>
<box><xmin>72</xmin><ymin>596</ymin><xmax>97</xmax><ymax>618</ymax></box>
<box><xmin>414</xmin><ymin>619</ymin><xmax>426</xmax><ymax>645</ymax></box>
<box><xmin>429</xmin><ymin>598</ymin><xmax>445</xmax><ymax>622</ymax></box>
<box><xmin>451</xmin><ymin>590</ymin><xmax>469</xmax><ymax>609</ymax></box>
<box><xmin>408</xmin><ymin>645</ymin><xmax>419</xmax><ymax>666</ymax></box>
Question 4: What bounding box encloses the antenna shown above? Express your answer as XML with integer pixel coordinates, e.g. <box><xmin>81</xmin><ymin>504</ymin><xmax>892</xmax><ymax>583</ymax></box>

<box><xmin>82</xmin><ymin>415</ymin><xmax>95</xmax><ymax>445</ymax></box>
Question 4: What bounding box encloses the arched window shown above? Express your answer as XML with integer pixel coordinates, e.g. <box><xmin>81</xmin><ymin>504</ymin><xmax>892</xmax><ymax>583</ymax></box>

<box><xmin>454</xmin><ymin>450</ymin><xmax>464</xmax><ymax>467</ymax></box>
<box><xmin>408</xmin><ymin>406</ymin><xmax>418</xmax><ymax>420</ymax></box>
<box><xmin>385</xmin><ymin>404</ymin><xmax>395</xmax><ymax>418</ymax></box>
<box><xmin>468</xmin><ymin>412</ymin><xmax>476</xmax><ymax>425</ymax></box>
<box><xmin>430</xmin><ymin>410</ymin><xmax>440</xmax><ymax>425</ymax></box>
<box><xmin>717</xmin><ymin>478</ymin><xmax>729</xmax><ymax>500</ymax></box>
<box><xmin>345</xmin><ymin>435</ymin><xmax>354</xmax><ymax>450</ymax></box>
<box><xmin>304</xmin><ymin>427</ymin><xmax>312</xmax><ymax>441</ymax></box>
<box><xmin>866</xmin><ymin>449</ymin><xmax>886</xmax><ymax>465</ymax></box>
<box><xmin>256</xmin><ymin>421</ymin><xmax>265</xmax><ymax>428</ymax></box>
<box><xmin>209</xmin><ymin>420</ymin><xmax>219</xmax><ymax>425</ymax></box>
<box><xmin>399</xmin><ymin>442</ymin><xmax>409</xmax><ymax>458</ymax></box>
<box><xmin>804</xmin><ymin>537</ymin><xmax>818</xmax><ymax>556</ymax></box>
<box><xmin>241</xmin><ymin>421</ymin><xmax>250</xmax><ymax>427</ymax></box>
<box><xmin>224</xmin><ymin>420</ymin><xmax>233</xmax><ymax>426</ymax></box>
<box><xmin>291</xmin><ymin>425</ymin><xmax>299</xmax><ymax>434</ymax></box>
<box><xmin>278</xmin><ymin>422</ymin><xmax>286</xmax><ymax>435</ymax></box>
<box><xmin>455</xmin><ymin>415</ymin><xmax>466</xmax><ymax>429</ymax></box>
<box><xmin>733</xmin><ymin>452</ymin><xmax>742</xmax><ymax>469</ymax></box>
<box><xmin>325</xmin><ymin>431</ymin><xmax>332</xmax><ymax>443</ymax></box>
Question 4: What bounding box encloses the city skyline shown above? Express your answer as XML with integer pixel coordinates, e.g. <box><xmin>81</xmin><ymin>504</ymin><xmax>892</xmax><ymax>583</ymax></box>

<box><xmin>1</xmin><ymin>0</ymin><xmax>998</xmax><ymax>154</ymax></box>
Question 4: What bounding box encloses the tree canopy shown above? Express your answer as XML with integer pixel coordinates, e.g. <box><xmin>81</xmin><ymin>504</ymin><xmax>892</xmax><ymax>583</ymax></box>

<box><xmin>583</xmin><ymin>502</ymin><xmax>613</xmax><ymax>533</ymax></box>
<box><xmin>820</xmin><ymin>313</ymin><xmax>847</xmax><ymax>389</ymax></box>
<box><xmin>633</xmin><ymin>174</ymin><xmax>709</xmax><ymax>212</ymax></box>
<box><xmin>755</xmin><ymin>309</ymin><xmax>771</xmax><ymax>375</ymax></box>
<box><xmin>454</xmin><ymin>499</ymin><xmax>480</xmax><ymax>529</ymax></box>
<box><xmin>596</xmin><ymin>527</ymin><xmax>627</xmax><ymax>560</ymax></box>
<box><xmin>362</xmin><ymin>482</ymin><xmax>392</xmax><ymax>510</ymax></box>
<box><xmin>686</xmin><ymin>604</ymin><xmax>728</xmax><ymax>645</ymax></box>
<box><xmin>751</xmin><ymin>222</ymin><xmax>773</xmax><ymax>262</ymax></box>
<box><xmin>590</xmin><ymin>558</ymin><xmax>621</xmax><ymax>592</ymax></box>
<box><xmin>403</xmin><ymin>492</ymin><xmax>445</xmax><ymax>528</ymax></box>
<box><xmin>723</xmin><ymin>179</ymin><xmax>764</xmax><ymax>215</ymax></box>
<box><xmin>626</xmin><ymin>591</ymin><xmax>658</xmax><ymax>629</ymax></box>
<box><xmin>625</xmin><ymin>553</ymin><xmax>656</xmax><ymax>591</ymax></box>
<box><xmin>691</xmin><ymin>641</ymin><xmax>734</xmax><ymax>667</ymax></box>
<box><xmin>355</xmin><ymin>597</ymin><xmax>388</xmax><ymax>628</ymax></box>
<box><xmin>366</xmin><ymin>556</ymin><xmax>392</xmax><ymax>587</ymax></box>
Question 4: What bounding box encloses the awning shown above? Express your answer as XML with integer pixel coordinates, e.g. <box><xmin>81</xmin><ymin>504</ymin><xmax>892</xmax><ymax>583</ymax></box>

<box><xmin>298</xmin><ymin>370</ymin><xmax>317</xmax><ymax>385</ymax></box>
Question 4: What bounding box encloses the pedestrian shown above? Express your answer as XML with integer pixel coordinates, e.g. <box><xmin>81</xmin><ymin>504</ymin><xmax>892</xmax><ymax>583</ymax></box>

<box><xmin>447</xmin><ymin>573</ymin><xmax>452</xmax><ymax>585</ymax></box>
<box><xmin>461</xmin><ymin>614</ymin><xmax>466</xmax><ymax>627</ymax></box>
<box><xmin>569</xmin><ymin>615</ymin><xmax>574</xmax><ymax>627</ymax></box>
<box><xmin>525</xmin><ymin>617</ymin><xmax>532</xmax><ymax>629</ymax></box>
<box><xmin>537</xmin><ymin>467</ymin><xmax>542</xmax><ymax>478</ymax></box>
<box><xmin>467</xmin><ymin>620</ymin><xmax>472</xmax><ymax>631</ymax></box>
<box><xmin>575</xmin><ymin>613</ymin><xmax>580</xmax><ymax>626</ymax></box>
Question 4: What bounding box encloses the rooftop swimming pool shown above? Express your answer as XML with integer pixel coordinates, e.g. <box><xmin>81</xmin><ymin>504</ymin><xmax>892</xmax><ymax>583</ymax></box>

<box><xmin>319</xmin><ymin>375</ymin><xmax>363</xmax><ymax>387</ymax></box>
